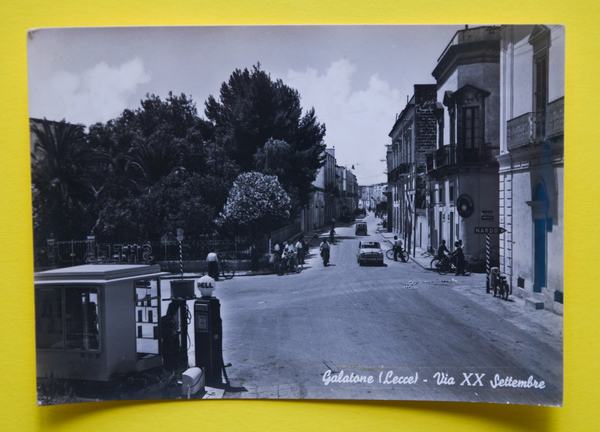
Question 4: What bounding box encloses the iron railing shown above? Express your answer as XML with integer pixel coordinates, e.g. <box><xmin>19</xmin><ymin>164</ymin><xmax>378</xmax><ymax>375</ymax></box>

<box><xmin>34</xmin><ymin>237</ymin><xmax>251</xmax><ymax>271</ymax></box>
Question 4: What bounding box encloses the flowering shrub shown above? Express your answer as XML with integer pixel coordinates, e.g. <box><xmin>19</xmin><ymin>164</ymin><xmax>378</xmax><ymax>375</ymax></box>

<box><xmin>218</xmin><ymin>172</ymin><xmax>291</xmax><ymax>236</ymax></box>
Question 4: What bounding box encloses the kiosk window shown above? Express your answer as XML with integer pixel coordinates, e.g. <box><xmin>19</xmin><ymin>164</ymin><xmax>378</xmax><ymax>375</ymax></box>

<box><xmin>65</xmin><ymin>288</ymin><xmax>99</xmax><ymax>350</ymax></box>
<box><xmin>35</xmin><ymin>286</ymin><xmax>100</xmax><ymax>351</ymax></box>
<box><xmin>35</xmin><ymin>287</ymin><xmax>63</xmax><ymax>349</ymax></box>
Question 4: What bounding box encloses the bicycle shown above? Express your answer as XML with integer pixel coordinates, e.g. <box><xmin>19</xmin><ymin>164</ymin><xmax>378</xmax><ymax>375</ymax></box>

<box><xmin>219</xmin><ymin>260</ymin><xmax>235</xmax><ymax>280</ymax></box>
<box><xmin>491</xmin><ymin>268</ymin><xmax>510</xmax><ymax>300</ymax></box>
<box><xmin>434</xmin><ymin>256</ymin><xmax>471</xmax><ymax>276</ymax></box>
<box><xmin>386</xmin><ymin>248</ymin><xmax>409</xmax><ymax>262</ymax></box>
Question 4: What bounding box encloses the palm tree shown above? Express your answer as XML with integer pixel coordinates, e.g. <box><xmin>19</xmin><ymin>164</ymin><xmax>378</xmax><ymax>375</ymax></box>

<box><xmin>30</xmin><ymin>119</ymin><xmax>101</xmax><ymax>242</ymax></box>
<box><xmin>119</xmin><ymin>131</ymin><xmax>187</xmax><ymax>192</ymax></box>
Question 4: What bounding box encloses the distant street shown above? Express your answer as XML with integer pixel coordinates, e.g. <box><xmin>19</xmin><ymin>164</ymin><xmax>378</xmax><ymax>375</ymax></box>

<box><xmin>201</xmin><ymin>213</ymin><xmax>562</xmax><ymax>405</ymax></box>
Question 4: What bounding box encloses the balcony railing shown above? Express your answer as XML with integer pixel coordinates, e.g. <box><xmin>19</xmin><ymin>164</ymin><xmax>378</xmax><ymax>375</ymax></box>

<box><xmin>387</xmin><ymin>163</ymin><xmax>411</xmax><ymax>182</ymax></box>
<box><xmin>426</xmin><ymin>145</ymin><xmax>499</xmax><ymax>172</ymax></box>
<box><xmin>507</xmin><ymin>112</ymin><xmax>534</xmax><ymax>150</ymax></box>
<box><xmin>507</xmin><ymin>97</ymin><xmax>564</xmax><ymax>150</ymax></box>
<box><xmin>546</xmin><ymin>97</ymin><xmax>564</xmax><ymax>138</ymax></box>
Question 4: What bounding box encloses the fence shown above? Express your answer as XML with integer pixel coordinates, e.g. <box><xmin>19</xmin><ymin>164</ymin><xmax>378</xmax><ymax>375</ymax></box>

<box><xmin>34</xmin><ymin>237</ymin><xmax>251</xmax><ymax>271</ymax></box>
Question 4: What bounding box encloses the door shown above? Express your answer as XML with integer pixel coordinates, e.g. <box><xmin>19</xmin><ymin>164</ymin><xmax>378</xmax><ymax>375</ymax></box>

<box><xmin>534</xmin><ymin>218</ymin><xmax>546</xmax><ymax>292</ymax></box>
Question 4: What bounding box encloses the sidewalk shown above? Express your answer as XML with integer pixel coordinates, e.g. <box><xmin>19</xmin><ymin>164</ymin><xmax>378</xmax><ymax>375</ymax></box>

<box><xmin>377</xmin><ymin>229</ymin><xmax>435</xmax><ymax>270</ymax></box>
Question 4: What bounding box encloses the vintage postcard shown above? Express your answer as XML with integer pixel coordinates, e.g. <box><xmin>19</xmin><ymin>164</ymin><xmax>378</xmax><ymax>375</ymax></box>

<box><xmin>28</xmin><ymin>25</ymin><xmax>563</xmax><ymax>406</ymax></box>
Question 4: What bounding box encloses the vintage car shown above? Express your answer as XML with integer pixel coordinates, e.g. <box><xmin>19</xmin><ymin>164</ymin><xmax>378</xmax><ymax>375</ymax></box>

<box><xmin>355</xmin><ymin>222</ymin><xmax>367</xmax><ymax>235</ymax></box>
<box><xmin>357</xmin><ymin>241</ymin><xmax>384</xmax><ymax>266</ymax></box>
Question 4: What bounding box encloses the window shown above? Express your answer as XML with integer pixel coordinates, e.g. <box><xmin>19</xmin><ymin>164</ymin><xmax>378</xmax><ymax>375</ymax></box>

<box><xmin>463</xmin><ymin>106</ymin><xmax>481</xmax><ymax>149</ymax></box>
<box><xmin>529</xmin><ymin>25</ymin><xmax>551</xmax><ymax>141</ymax></box>
<box><xmin>449</xmin><ymin>185</ymin><xmax>455</xmax><ymax>202</ymax></box>
<box><xmin>35</xmin><ymin>286</ymin><xmax>100</xmax><ymax>351</ymax></box>
<box><xmin>534</xmin><ymin>54</ymin><xmax>548</xmax><ymax>139</ymax></box>
<box><xmin>35</xmin><ymin>287</ymin><xmax>63</xmax><ymax>349</ymax></box>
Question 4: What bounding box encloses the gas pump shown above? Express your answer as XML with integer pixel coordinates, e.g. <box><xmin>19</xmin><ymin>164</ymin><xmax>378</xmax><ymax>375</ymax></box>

<box><xmin>194</xmin><ymin>275</ymin><xmax>227</xmax><ymax>387</ymax></box>
<box><xmin>162</xmin><ymin>279</ymin><xmax>195</xmax><ymax>370</ymax></box>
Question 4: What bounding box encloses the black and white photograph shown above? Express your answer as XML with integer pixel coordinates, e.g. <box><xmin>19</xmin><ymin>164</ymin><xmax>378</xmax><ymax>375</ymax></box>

<box><xmin>28</xmin><ymin>25</ymin><xmax>564</xmax><ymax>406</ymax></box>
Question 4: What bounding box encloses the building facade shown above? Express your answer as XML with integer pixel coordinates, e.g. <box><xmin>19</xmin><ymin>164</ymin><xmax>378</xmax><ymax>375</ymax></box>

<box><xmin>497</xmin><ymin>25</ymin><xmax>564</xmax><ymax>314</ymax></box>
<box><xmin>388</xmin><ymin>85</ymin><xmax>437</xmax><ymax>254</ymax></box>
<box><xmin>303</xmin><ymin>147</ymin><xmax>359</xmax><ymax>230</ymax></box>
<box><xmin>427</xmin><ymin>26</ymin><xmax>502</xmax><ymax>268</ymax></box>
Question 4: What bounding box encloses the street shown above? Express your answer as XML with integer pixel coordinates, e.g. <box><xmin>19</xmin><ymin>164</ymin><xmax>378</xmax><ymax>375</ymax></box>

<box><xmin>194</xmin><ymin>213</ymin><xmax>562</xmax><ymax>405</ymax></box>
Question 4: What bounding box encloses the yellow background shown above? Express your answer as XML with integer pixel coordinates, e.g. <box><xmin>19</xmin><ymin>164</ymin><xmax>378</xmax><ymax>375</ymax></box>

<box><xmin>1</xmin><ymin>1</ymin><xmax>597</xmax><ymax>431</ymax></box>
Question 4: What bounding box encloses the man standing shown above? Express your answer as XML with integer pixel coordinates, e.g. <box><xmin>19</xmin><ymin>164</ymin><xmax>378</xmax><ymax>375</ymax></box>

<box><xmin>250</xmin><ymin>242</ymin><xmax>259</xmax><ymax>272</ymax></box>
<box><xmin>393</xmin><ymin>236</ymin><xmax>403</xmax><ymax>261</ymax></box>
<box><xmin>295</xmin><ymin>238</ymin><xmax>305</xmax><ymax>264</ymax></box>
<box><xmin>449</xmin><ymin>241</ymin><xmax>465</xmax><ymax>275</ymax></box>
<box><xmin>206</xmin><ymin>250</ymin><xmax>219</xmax><ymax>281</ymax></box>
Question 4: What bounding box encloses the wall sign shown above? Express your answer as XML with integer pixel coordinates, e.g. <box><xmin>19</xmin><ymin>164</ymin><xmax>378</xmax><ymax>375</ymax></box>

<box><xmin>481</xmin><ymin>210</ymin><xmax>494</xmax><ymax>220</ymax></box>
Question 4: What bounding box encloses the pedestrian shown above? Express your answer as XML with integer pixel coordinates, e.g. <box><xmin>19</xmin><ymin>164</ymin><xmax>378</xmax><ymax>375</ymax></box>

<box><xmin>296</xmin><ymin>237</ymin><xmax>305</xmax><ymax>264</ymax></box>
<box><xmin>250</xmin><ymin>242</ymin><xmax>259</xmax><ymax>272</ymax></box>
<box><xmin>282</xmin><ymin>241</ymin><xmax>289</xmax><ymax>260</ymax></box>
<box><xmin>320</xmin><ymin>238</ymin><xmax>331</xmax><ymax>265</ymax></box>
<box><xmin>449</xmin><ymin>241</ymin><xmax>465</xmax><ymax>275</ymax></box>
<box><xmin>273</xmin><ymin>242</ymin><xmax>281</xmax><ymax>259</ymax></box>
<box><xmin>436</xmin><ymin>240</ymin><xmax>450</xmax><ymax>263</ymax></box>
<box><xmin>206</xmin><ymin>249</ymin><xmax>219</xmax><ymax>281</ymax></box>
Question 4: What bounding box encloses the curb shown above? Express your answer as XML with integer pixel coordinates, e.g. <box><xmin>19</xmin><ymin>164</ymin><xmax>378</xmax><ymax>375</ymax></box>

<box><xmin>376</xmin><ymin>230</ymin><xmax>430</xmax><ymax>271</ymax></box>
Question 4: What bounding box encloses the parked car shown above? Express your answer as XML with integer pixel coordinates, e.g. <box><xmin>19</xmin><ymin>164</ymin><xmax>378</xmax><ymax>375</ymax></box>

<box><xmin>355</xmin><ymin>222</ymin><xmax>367</xmax><ymax>235</ymax></box>
<box><xmin>357</xmin><ymin>241</ymin><xmax>384</xmax><ymax>266</ymax></box>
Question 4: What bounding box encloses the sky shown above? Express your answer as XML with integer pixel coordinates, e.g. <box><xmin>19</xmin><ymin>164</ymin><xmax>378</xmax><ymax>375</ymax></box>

<box><xmin>27</xmin><ymin>25</ymin><xmax>463</xmax><ymax>185</ymax></box>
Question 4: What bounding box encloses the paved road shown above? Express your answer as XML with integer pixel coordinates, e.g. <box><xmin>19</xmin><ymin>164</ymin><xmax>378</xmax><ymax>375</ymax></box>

<box><xmin>211</xmin><ymin>214</ymin><xmax>562</xmax><ymax>405</ymax></box>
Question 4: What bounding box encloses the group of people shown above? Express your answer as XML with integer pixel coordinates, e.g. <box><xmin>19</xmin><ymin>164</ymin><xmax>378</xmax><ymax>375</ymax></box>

<box><xmin>271</xmin><ymin>238</ymin><xmax>308</xmax><ymax>271</ymax></box>
<box><xmin>390</xmin><ymin>235</ymin><xmax>466</xmax><ymax>275</ymax></box>
<box><xmin>436</xmin><ymin>239</ymin><xmax>466</xmax><ymax>275</ymax></box>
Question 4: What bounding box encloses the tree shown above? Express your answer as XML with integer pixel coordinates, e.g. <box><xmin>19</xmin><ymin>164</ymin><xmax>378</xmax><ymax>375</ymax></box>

<box><xmin>95</xmin><ymin>171</ymin><xmax>217</xmax><ymax>241</ymax></box>
<box><xmin>87</xmin><ymin>93</ymin><xmax>233</xmax><ymax>241</ymax></box>
<box><xmin>204</xmin><ymin>64</ymin><xmax>326</xmax><ymax>209</ymax></box>
<box><xmin>30</xmin><ymin>119</ymin><xmax>104</xmax><ymax>243</ymax></box>
<box><xmin>218</xmin><ymin>172</ymin><xmax>291</xmax><ymax>239</ymax></box>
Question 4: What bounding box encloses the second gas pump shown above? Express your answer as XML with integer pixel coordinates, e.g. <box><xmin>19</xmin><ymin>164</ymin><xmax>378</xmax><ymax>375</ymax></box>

<box><xmin>193</xmin><ymin>275</ymin><xmax>228</xmax><ymax>387</ymax></box>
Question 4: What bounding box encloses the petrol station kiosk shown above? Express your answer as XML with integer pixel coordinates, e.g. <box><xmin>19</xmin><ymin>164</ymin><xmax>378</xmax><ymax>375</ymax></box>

<box><xmin>35</xmin><ymin>264</ymin><xmax>228</xmax><ymax>390</ymax></box>
<box><xmin>34</xmin><ymin>264</ymin><xmax>169</xmax><ymax>381</ymax></box>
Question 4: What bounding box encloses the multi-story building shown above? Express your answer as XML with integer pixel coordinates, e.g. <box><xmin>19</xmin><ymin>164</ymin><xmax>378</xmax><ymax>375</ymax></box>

<box><xmin>303</xmin><ymin>147</ymin><xmax>358</xmax><ymax>230</ymax></box>
<box><xmin>303</xmin><ymin>167</ymin><xmax>326</xmax><ymax>232</ymax></box>
<box><xmin>387</xmin><ymin>85</ymin><xmax>437</xmax><ymax>254</ymax></box>
<box><xmin>427</xmin><ymin>26</ymin><xmax>501</xmax><ymax>266</ymax></box>
<box><xmin>426</xmin><ymin>26</ymin><xmax>502</xmax><ymax>268</ymax></box>
<box><xmin>343</xmin><ymin>168</ymin><xmax>359</xmax><ymax>220</ymax></box>
<box><xmin>497</xmin><ymin>25</ymin><xmax>564</xmax><ymax>313</ymax></box>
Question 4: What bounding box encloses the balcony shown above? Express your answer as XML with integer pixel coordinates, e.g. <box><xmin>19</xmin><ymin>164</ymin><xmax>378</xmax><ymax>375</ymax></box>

<box><xmin>387</xmin><ymin>163</ymin><xmax>411</xmax><ymax>182</ymax></box>
<box><xmin>507</xmin><ymin>97</ymin><xmax>564</xmax><ymax>150</ymax></box>
<box><xmin>507</xmin><ymin>112</ymin><xmax>534</xmax><ymax>150</ymax></box>
<box><xmin>546</xmin><ymin>97</ymin><xmax>564</xmax><ymax>138</ymax></box>
<box><xmin>426</xmin><ymin>145</ymin><xmax>499</xmax><ymax>172</ymax></box>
